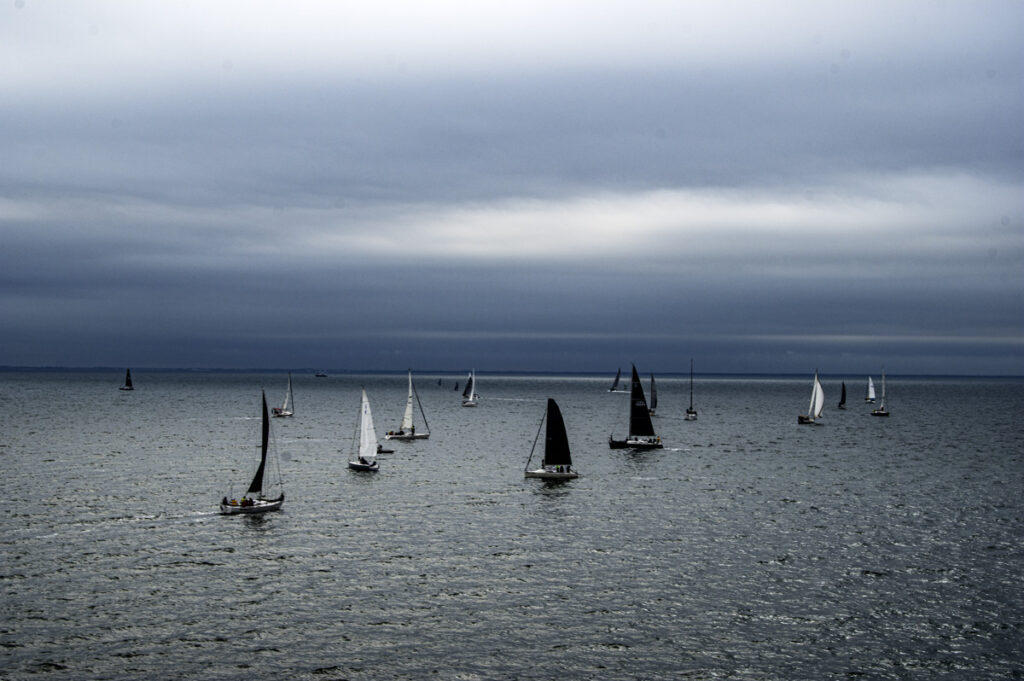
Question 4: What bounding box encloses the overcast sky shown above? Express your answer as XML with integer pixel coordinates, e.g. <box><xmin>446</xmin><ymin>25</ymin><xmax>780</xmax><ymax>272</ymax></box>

<box><xmin>2</xmin><ymin>0</ymin><xmax>1022</xmax><ymax>374</ymax></box>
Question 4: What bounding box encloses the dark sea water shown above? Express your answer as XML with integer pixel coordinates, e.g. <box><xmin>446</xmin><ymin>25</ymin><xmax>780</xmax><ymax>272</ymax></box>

<box><xmin>2</xmin><ymin>371</ymin><xmax>1023</xmax><ymax>680</ymax></box>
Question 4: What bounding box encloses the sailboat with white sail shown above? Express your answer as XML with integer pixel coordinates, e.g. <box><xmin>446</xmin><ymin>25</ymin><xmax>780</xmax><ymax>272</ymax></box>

<box><xmin>865</xmin><ymin>376</ymin><xmax>876</xmax><ymax>403</ymax></box>
<box><xmin>272</xmin><ymin>373</ymin><xmax>294</xmax><ymax>417</ymax></box>
<box><xmin>348</xmin><ymin>389</ymin><xmax>380</xmax><ymax>472</ymax></box>
<box><xmin>685</xmin><ymin>358</ymin><xmax>698</xmax><ymax>421</ymax></box>
<box><xmin>462</xmin><ymin>370</ymin><xmax>478</xmax><ymax>407</ymax></box>
<box><xmin>798</xmin><ymin>370</ymin><xmax>825</xmax><ymax>425</ymax></box>
<box><xmin>609</xmin><ymin>365</ymin><xmax>663</xmax><ymax>449</ymax></box>
<box><xmin>386</xmin><ymin>370</ymin><xmax>431</xmax><ymax>440</ymax></box>
<box><xmin>119</xmin><ymin>369</ymin><xmax>134</xmax><ymax>391</ymax></box>
<box><xmin>220</xmin><ymin>391</ymin><xmax>285</xmax><ymax>514</ymax></box>
<box><xmin>525</xmin><ymin>398</ymin><xmax>578</xmax><ymax>480</ymax></box>
<box><xmin>871</xmin><ymin>369</ymin><xmax>890</xmax><ymax>417</ymax></box>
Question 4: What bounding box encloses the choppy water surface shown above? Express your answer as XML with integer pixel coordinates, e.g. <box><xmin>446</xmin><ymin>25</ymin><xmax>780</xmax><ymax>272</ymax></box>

<box><xmin>2</xmin><ymin>372</ymin><xmax>1022</xmax><ymax>680</ymax></box>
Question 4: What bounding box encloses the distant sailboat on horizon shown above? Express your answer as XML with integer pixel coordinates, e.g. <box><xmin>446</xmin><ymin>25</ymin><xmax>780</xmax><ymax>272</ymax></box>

<box><xmin>462</xmin><ymin>370</ymin><xmax>478</xmax><ymax>407</ymax></box>
<box><xmin>119</xmin><ymin>369</ymin><xmax>134</xmax><ymax>391</ymax></box>
<box><xmin>608</xmin><ymin>368</ymin><xmax>627</xmax><ymax>393</ymax></box>
<box><xmin>871</xmin><ymin>369</ymin><xmax>890</xmax><ymax>417</ymax></box>
<box><xmin>685</xmin><ymin>358</ymin><xmax>698</xmax><ymax>421</ymax></box>
<box><xmin>865</xmin><ymin>376</ymin><xmax>876</xmax><ymax>403</ymax></box>
<box><xmin>798</xmin><ymin>370</ymin><xmax>825</xmax><ymax>425</ymax></box>
<box><xmin>838</xmin><ymin>381</ymin><xmax>847</xmax><ymax>410</ymax></box>
<box><xmin>648</xmin><ymin>373</ymin><xmax>658</xmax><ymax>415</ymax></box>
<box><xmin>272</xmin><ymin>373</ymin><xmax>294</xmax><ymax>417</ymax></box>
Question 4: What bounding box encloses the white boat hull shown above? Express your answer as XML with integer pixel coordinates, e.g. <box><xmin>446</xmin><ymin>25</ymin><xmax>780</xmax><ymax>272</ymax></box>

<box><xmin>220</xmin><ymin>495</ymin><xmax>284</xmax><ymax>515</ymax></box>
<box><xmin>349</xmin><ymin>460</ymin><xmax>379</xmax><ymax>472</ymax></box>
<box><xmin>385</xmin><ymin>432</ymin><xmax>430</xmax><ymax>441</ymax></box>
<box><xmin>462</xmin><ymin>400</ymin><xmax>478</xmax><ymax>407</ymax></box>
<box><xmin>272</xmin><ymin>409</ymin><xmax>293</xmax><ymax>418</ymax></box>
<box><xmin>525</xmin><ymin>468</ymin><xmax>578</xmax><ymax>480</ymax></box>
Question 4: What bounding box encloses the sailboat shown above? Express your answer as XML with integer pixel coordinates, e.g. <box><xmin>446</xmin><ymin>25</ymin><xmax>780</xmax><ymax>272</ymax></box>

<box><xmin>386</xmin><ymin>370</ymin><xmax>431</xmax><ymax>440</ymax></box>
<box><xmin>348</xmin><ymin>389</ymin><xmax>380</xmax><ymax>472</ymax></box>
<box><xmin>525</xmin><ymin>398</ymin><xmax>578</xmax><ymax>480</ymax></box>
<box><xmin>609</xmin><ymin>365</ymin><xmax>663</xmax><ymax>449</ymax></box>
<box><xmin>685</xmin><ymin>358</ymin><xmax>698</xmax><ymax>421</ymax></box>
<box><xmin>871</xmin><ymin>370</ymin><xmax>890</xmax><ymax>417</ymax></box>
<box><xmin>798</xmin><ymin>370</ymin><xmax>825</xmax><ymax>424</ymax></box>
<box><xmin>608</xmin><ymin>368</ymin><xmax>627</xmax><ymax>392</ymax></box>
<box><xmin>648</xmin><ymin>373</ymin><xmax>658</xmax><ymax>415</ymax></box>
<box><xmin>220</xmin><ymin>391</ymin><xmax>285</xmax><ymax>514</ymax></box>
<box><xmin>838</xmin><ymin>381</ymin><xmax>847</xmax><ymax>409</ymax></box>
<box><xmin>462</xmin><ymin>370</ymin><xmax>478</xmax><ymax>407</ymax></box>
<box><xmin>272</xmin><ymin>373</ymin><xmax>294</xmax><ymax>417</ymax></box>
<box><xmin>865</xmin><ymin>376</ymin><xmax>876</xmax><ymax>403</ymax></box>
<box><xmin>119</xmin><ymin>369</ymin><xmax>134</xmax><ymax>391</ymax></box>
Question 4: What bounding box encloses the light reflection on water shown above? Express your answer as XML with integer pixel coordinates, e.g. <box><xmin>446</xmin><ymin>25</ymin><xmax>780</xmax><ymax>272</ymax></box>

<box><xmin>1</xmin><ymin>371</ymin><xmax>1022</xmax><ymax>679</ymax></box>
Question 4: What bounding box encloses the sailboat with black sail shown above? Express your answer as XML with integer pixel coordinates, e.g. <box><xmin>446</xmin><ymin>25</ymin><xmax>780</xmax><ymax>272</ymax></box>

<box><xmin>609</xmin><ymin>365</ymin><xmax>663</xmax><ymax>449</ymax></box>
<box><xmin>387</xmin><ymin>370</ymin><xmax>431</xmax><ymax>440</ymax></box>
<box><xmin>272</xmin><ymin>373</ymin><xmax>294</xmax><ymax>417</ymax></box>
<box><xmin>120</xmin><ymin>369</ymin><xmax>134</xmax><ymax>391</ymax></box>
<box><xmin>525</xmin><ymin>398</ymin><xmax>578</xmax><ymax>480</ymax></box>
<box><xmin>648</xmin><ymin>373</ymin><xmax>658</xmax><ymax>415</ymax></box>
<box><xmin>608</xmin><ymin>367</ymin><xmax>626</xmax><ymax>393</ymax></box>
<box><xmin>685</xmin><ymin>358</ymin><xmax>697</xmax><ymax>421</ymax></box>
<box><xmin>798</xmin><ymin>370</ymin><xmax>825</xmax><ymax>425</ymax></box>
<box><xmin>220</xmin><ymin>391</ymin><xmax>285</xmax><ymax>514</ymax></box>
<box><xmin>838</xmin><ymin>381</ymin><xmax>847</xmax><ymax>409</ymax></box>
<box><xmin>348</xmin><ymin>389</ymin><xmax>380</xmax><ymax>471</ymax></box>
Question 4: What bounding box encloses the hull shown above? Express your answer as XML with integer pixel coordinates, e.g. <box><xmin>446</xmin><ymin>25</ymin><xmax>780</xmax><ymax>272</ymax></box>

<box><xmin>609</xmin><ymin>436</ymin><xmax>663</xmax><ymax>449</ymax></box>
<box><xmin>871</xmin><ymin>409</ymin><xmax>890</xmax><ymax>417</ymax></box>
<box><xmin>272</xmin><ymin>409</ymin><xmax>293</xmax><ymax>417</ymax></box>
<box><xmin>525</xmin><ymin>468</ymin><xmax>579</xmax><ymax>480</ymax></box>
<box><xmin>385</xmin><ymin>431</ymin><xmax>430</xmax><ymax>441</ymax></box>
<box><xmin>462</xmin><ymin>400</ymin><xmax>478</xmax><ymax>407</ymax></box>
<box><xmin>797</xmin><ymin>415</ymin><xmax>823</xmax><ymax>425</ymax></box>
<box><xmin>685</xmin><ymin>409</ymin><xmax>697</xmax><ymax>421</ymax></box>
<box><xmin>348</xmin><ymin>460</ymin><xmax>379</xmax><ymax>472</ymax></box>
<box><xmin>220</xmin><ymin>495</ymin><xmax>284</xmax><ymax>515</ymax></box>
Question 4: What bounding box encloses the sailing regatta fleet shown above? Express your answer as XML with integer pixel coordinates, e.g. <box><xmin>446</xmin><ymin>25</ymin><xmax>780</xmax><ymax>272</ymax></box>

<box><xmin>110</xmin><ymin>365</ymin><xmax>888</xmax><ymax>515</ymax></box>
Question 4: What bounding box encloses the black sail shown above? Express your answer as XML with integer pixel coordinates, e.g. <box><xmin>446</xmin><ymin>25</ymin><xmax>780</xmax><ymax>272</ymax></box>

<box><xmin>124</xmin><ymin>369</ymin><xmax>133</xmax><ymax>388</ymax></box>
<box><xmin>246</xmin><ymin>391</ymin><xmax>269</xmax><ymax>496</ymax></box>
<box><xmin>628</xmin><ymin>365</ymin><xmax>656</xmax><ymax>437</ymax></box>
<box><xmin>542</xmin><ymin>398</ymin><xmax>572</xmax><ymax>467</ymax></box>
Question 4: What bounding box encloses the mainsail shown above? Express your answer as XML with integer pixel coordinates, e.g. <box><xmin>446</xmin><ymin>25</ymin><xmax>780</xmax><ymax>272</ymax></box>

<box><xmin>359</xmin><ymin>389</ymin><xmax>378</xmax><ymax>463</ymax></box>
<box><xmin>246</xmin><ymin>392</ymin><xmax>270</xmax><ymax>495</ymax></box>
<box><xmin>628</xmin><ymin>365</ymin><xmax>656</xmax><ymax>437</ymax></box>
<box><xmin>401</xmin><ymin>372</ymin><xmax>415</xmax><ymax>432</ymax></box>
<box><xmin>808</xmin><ymin>371</ymin><xmax>825</xmax><ymax>420</ymax></box>
<box><xmin>543</xmin><ymin>399</ymin><xmax>572</xmax><ymax>468</ymax></box>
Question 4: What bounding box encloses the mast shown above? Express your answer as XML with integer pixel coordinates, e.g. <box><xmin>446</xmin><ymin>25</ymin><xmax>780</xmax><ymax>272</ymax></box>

<box><xmin>689</xmin><ymin>359</ymin><xmax>694</xmax><ymax>410</ymax></box>
<box><xmin>628</xmin><ymin>365</ymin><xmax>656</xmax><ymax>437</ymax></box>
<box><xmin>246</xmin><ymin>391</ymin><xmax>269</xmax><ymax>495</ymax></box>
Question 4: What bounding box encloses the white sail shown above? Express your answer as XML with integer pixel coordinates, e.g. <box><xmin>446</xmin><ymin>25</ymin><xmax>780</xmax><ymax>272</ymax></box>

<box><xmin>359</xmin><ymin>389</ymin><xmax>379</xmax><ymax>462</ymax></box>
<box><xmin>282</xmin><ymin>374</ymin><xmax>292</xmax><ymax>412</ymax></box>
<box><xmin>809</xmin><ymin>372</ymin><xmax>825</xmax><ymax>419</ymax></box>
<box><xmin>866</xmin><ymin>376</ymin><xmax>876</xmax><ymax>401</ymax></box>
<box><xmin>400</xmin><ymin>372</ymin><xmax>415</xmax><ymax>431</ymax></box>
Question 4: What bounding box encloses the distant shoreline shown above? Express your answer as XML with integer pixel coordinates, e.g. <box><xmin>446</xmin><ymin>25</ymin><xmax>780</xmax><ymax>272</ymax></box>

<box><xmin>1</xmin><ymin>366</ymin><xmax>1020</xmax><ymax>380</ymax></box>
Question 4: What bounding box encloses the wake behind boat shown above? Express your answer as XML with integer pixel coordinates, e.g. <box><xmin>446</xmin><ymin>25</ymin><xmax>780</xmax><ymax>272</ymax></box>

<box><xmin>386</xmin><ymin>370</ymin><xmax>431</xmax><ymax>440</ymax></box>
<box><xmin>609</xmin><ymin>364</ymin><xmax>663</xmax><ymax>449</ymax></box>
<box><xmin>798</xmin><ymin>370</ymin><xmax>825</xmax><ymax>425</ymax></box>
<box><xmin>220</xmin><ymin>391</ymin><xmax>285</xmax><ymax>515</ymax></box>
<box><xmin>272</xmin><ymin>372</ymin><xmax>294</xmax><ymax>417</ymax></box>
<box><xmin>525</xmin><ymin>398</ymin><xmax>578</xmax><ymax>480</ymax></box>
<box><xmin>348</xmin><ymin>389</ymin><xmax>380</xmax><ymax>472</ymax></box>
